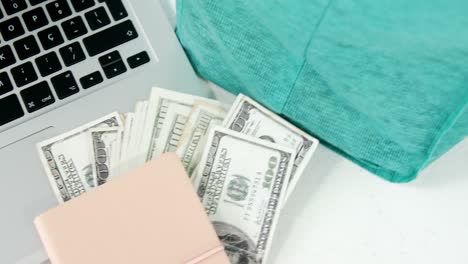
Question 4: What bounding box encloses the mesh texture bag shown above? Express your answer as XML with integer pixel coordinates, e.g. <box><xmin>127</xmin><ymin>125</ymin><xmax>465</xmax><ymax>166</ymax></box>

<box><xmin>176</xmin><ymin>0</ymin><xmax>468</xmax><ymax>182</ymax></box>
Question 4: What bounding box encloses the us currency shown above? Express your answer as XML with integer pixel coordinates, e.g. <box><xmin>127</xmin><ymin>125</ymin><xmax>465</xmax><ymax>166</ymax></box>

<box><xmin>192</xmin><ymin>127</ymin><xmax>295</xmax><ymax>264</ymax></box>
<box><xmin>109</xmin><ymin>127</ymin><xmax>124</xmax><ymax>177</ymax></box>
<box><xmin>88</xmin><ymin>128</ymin><xmax>122</xmax><ymax>186</ymax></box>
<box><xmin>223</xmin><ymin>94</ymin><xmax>319</xmax><ymax>200</ymax></box>
<box><xmin>152</xmin><ymin>103</ymin><xmax>191</xmax><ymax>157</ymax></box>
<box><xmin>176</xmin><ymin>104</ymin><xmax>227</xmax><ymax>175</ymax></box>
<box><xmin>37</xmin><ymin>113</ymin><xmax>123</xmax><ymax>203</ymax></box>
<box><xmin>118</xmin><ymin>112</ymin><xmax>134</xmax><ymax>174</ymax></box>
<box><xmin>140</xmin><ymin>87</ymin><xmax>223</xmax><ymax>161</ymax></box>
<box><xmin>127</xmin><ymin>101</ymin><xmax>149</xmax><ymax>168</ymax></box>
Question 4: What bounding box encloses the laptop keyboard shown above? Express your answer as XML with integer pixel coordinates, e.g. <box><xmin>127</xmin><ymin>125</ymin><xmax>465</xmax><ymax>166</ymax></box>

<box><xmin>0</xmin><ymin>0</ymin><xmax>151</xmax><ymax>129</ymax></box>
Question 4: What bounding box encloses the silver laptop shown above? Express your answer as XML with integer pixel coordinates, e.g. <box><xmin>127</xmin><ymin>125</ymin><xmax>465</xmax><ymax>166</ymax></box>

<box><xmin>0</xmin><ymin>0</ymin><xmax>209</xmax><ymax>263</ymax></box>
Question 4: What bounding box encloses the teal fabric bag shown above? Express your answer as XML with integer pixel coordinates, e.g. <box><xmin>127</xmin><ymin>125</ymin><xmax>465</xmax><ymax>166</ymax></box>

<box><xmin>176</xmin><ymin>0</ymin><xmax>468</xmax><ymax>182</ymax></box>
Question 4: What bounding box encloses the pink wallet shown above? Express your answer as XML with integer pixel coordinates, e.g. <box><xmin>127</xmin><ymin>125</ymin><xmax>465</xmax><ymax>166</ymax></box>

<box><xmin>34</xmin><ymin>153</ymin><xmax>230</xmax><ymax>264</ymax></box>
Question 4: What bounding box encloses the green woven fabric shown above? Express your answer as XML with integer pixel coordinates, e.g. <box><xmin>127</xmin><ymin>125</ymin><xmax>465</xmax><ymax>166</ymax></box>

<box><xmin>176</xmin><ymin>0</ymin><xmax>468</xmax><ymax>182</ymax></box>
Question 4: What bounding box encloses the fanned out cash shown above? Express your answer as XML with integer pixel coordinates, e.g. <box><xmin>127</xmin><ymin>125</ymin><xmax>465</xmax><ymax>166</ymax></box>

<box><xmin>36</xmin><ymin>87</ymin><xmax>319</xmax><ymax>264</ymax></box>
<box><xmin>192</xmin><ymin>127</ymin><xmax>295</xmax><ymax>264</ymax></box>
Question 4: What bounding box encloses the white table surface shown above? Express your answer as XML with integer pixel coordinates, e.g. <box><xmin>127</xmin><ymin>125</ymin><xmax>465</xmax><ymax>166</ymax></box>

<box><xmin>163</xmin><ymin>2</ymin><xmax>468</xmax><ymax>263</ymax></box>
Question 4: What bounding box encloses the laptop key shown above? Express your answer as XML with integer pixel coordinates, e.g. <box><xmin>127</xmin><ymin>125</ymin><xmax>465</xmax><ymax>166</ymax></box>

<box><xmin>59</xmin><ymin>42</ymin><xmax>86</xmax><ymax>66</ymax></box>
<box><xmin>35</xmin><ymin>51</ymin><xmax>62</xmax><ymax>77</ymax></box>
<box><xmin>98</xmin><ymin>50</ymin><xmax>121</xmax><ymax>67</ymax></box>
<box><xmin>0</xmin><ymin>72</ymin><xmax>13</xmax><ymax>96</ymax></box>
<box><xmin>80</xmin><ymin>71</ymin><xmax>103</xmax><ymax>89</ymax></box>
<box><xmin>38</xmin><ymin>25</ymin><xmax>64</xmax><ymax>50</ymax></box>
<box><xmin>29</xmin><ymin>0</ymin><xmax>47</xmax><ymax>5</ymax></box>
<box><xmin>1</xmin><ymin>0</ymin><xmax>27</xmax><ymax>15</ymax></box>
<box><xmin>98</xmin><ymin>0</ymin><xmax>128</xmax><ymax>21</ymax></box>
<box><xmin>0</xmin><ymin>94</ymin><xmax>24</xmax><ymax>126</ymax></box>
<box><xmin>23</xmin><ymin>7</ymin><xmax>49</xmax><ymax>32</ymax></box>
<box><xmin>0</xmin><ymin>45</ymin><xmax>17</xmax><ymax>70</ymax></box>
<box><xmin>20</xmin><ymin>81</ymin><xmax>55</xmax><ymax>113</ymax></box>
<box><xmin>29</xmin><ymin>0</ymin><xmax>49</xmax><ymax>5</ymax></box>
<box><xmin>0</xmin><ymin>17</ymin><xmax>25</xmax><ymax>41</ymax></box>
<box><xmin>11</xmin><ymin>61</ymin><xmax>37</xmax><ymax>87</ymax></box>
<box><xmin>85</xmin><ymin>6</ymin><xmax>110</xmax><ymax>30</ymax></box>
<box><xmin>51</xmin><ymin>71</ymin><xmax>79</xmax><ymax>99</ymax></box>
<box><xmin>71</xmin><ymin>0</ymin><xmax>95</xmax><ymax>12</ymax></box>
<box><xmin>46</xmin><ymin>0</ymin><xmax>72</xmax><ymax>22</ymax></box>
<box><xmin>102</xmin><ymin>60</ymin><xmax>126</xmax><ymax>79</ymax></box>
<box><xmin>127</xmin><ymin>51</ymin><xmax>150</xmax><ymax>69</ymax></box>
<box><xmin>83</xmin><ymin>20</ymin><xmax>138</xmax><ymax>56</ymax></box>
<box><xmin>13</xmin><ymin>35</ymin><xmax>41</xmax><ymax>60</ymax></box>
<box><xmin>61</xmin><ymin>16</ymin><xmax>88</xmax><ymax>40</ymax></box>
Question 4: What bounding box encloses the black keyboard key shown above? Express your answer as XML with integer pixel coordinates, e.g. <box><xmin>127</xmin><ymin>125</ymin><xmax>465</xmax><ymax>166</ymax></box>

<box><xmin>51</xmin><ymin>71</ymin><xmax>79</xmax><ymax>99</ymax></box>
<box><xmin>35</xmin><ymin>51</ymin><xmax>62</xmax><ymax>77</ymax></box>
<box><xmin>46</xmin><ymin>0</ymin><xmax>72</xmax><ymax>22</ymax></box>
<box><xmin>0</xmin><ymin>72</ymin><xmax>13</xmax><ymax>95</ymax></box>
<box><xmin>0</xmin><ymin>45</ymin><xmax>17</xmax><ymax>69</ymax></box>
<box><xmin>71</xmin><ymin>0</ymin><xmax>95</xmax><ymax>12</ymax></box>
<box><xmin>83</xmin><ymin>20</ymin><xmax>138</xmax><ymax>56</ymax></box>
<box><xmin>61</xmin><ymin>16</ymin><xmax>87</xmax><ymax>40</ymax></box>
<box><xmin>11</xmin><ymin>61</ymin><xmax>37</xmax><ymax>87</ymax></box>
<box><xmin>59</xmin><ymin>42</ymin><xmax>85</xmax><ymax>66</ymax></box>
<box><xmin>102</xmin><ymin>60</ymin><xmax>126</xmax><ymax>79</ymax></box>
<box><xmin>13</xmin><ymin>35</ymin><xmax>40</xmax><ymax>60</ymax></box>
<box><xmin>0</xmin><ymin>94</ymin><xmax>24</xmax><ymax>126</ymax></box>
<box><xmin>0</xmin><ymin>17</ymin><xmax>25</xmax><ymax>41</ymax></box>
<box><xmin>1</xmin><ymin>0</ymin><xmax>27</xmax><ymax>15</ymax></box>
<box><xmin>29</xmin><ymin>0</ymin><xmax>47</xmax><ymax>5</ymax></box>
<box><xmin>20</xmin><ymin>81</ymin><xmax>55</xmax><ymax>113</ymax></box>
<box><xmin>0</xmin><ymin>7</ymin><xmax>3</xmax><ymax>19</ymax></box>
<box><xmin>85</xmin><ymin>6</ymin><xmax>110</xmax><ymax>30</ymax></box>
<box><xmin>127</xmin><ymin>51</ymin><xmax>150</xmax><ymax>69</ymax></box>
<box><xmin>38</xmin><ymin>26</ymin><xmax>64</xmax><ymax>50</ymax></box>
<box><xmin>22</xmin><ymin>7</ymin><xmax>49</xmax><ymax>32</ymax></box>
<box><xmin>99</xmin><ymin>0</ymin><xmax>127</xmax><ymax>21</ymax></box>
<box><xmin>80</xmin><ymin>71</ymin><xmax>102</xmax><ymax>89</ymax></box>
<box><xmin>98</xmin><ymin>50</ymin><xmax>121</xmax><ymax>67</ymax></box>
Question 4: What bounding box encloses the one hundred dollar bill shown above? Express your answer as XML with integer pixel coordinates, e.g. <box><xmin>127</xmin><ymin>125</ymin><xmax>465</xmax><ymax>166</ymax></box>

<box><xmin>176</xmin><ymin>104</ymin><xmax>227</xmax><ymax>175</ymax></box>
<box><xmin>193</xmin><ymin>127</ymin><xmax>295</xmax><ymax>264</ymax></box>
<box><xmin>151</xmin><ymin>102</ymin><xmax>192</xmax><ymax>157</ymax></box>
<box><xmin>37</xmin><ymin>113</ymin><xmax>123</xmax><ymax>203</ymax></box>
<box><xmin>141</xmin><ymin>87</ymin><xmax>224</xmax><ymax>161</ymax></box>
<box><xmin>127</xmin><ymin>101</ymin><xmax>149</xmax><ymax>168</ymax></box>
<box><xmin>88</xmin><ymin>128</ymin><xmax>122</xmax><ymax>186</ymax></box>
<box><xmin>119</xmin><ymin>112</ymin><xmax>134</xmax><ymax>174</ymax></box>
<box><xmin>223</xmin><ymin>94</ymin><xmax>319</xmax><ymax>200</ymax></box>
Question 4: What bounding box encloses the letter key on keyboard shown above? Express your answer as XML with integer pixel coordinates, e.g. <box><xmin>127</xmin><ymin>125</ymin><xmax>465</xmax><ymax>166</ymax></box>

<box><xmin>13</xmin><ymin>35</ymin><xmax>41</xmax><ymax>60</ymax></box>
<box><xmin>22</xmin><ymin>7</ymin><xmax>49</xmax><ymax>32</ymax></box>
<box><xmin>38</xmin><ymin>25</ymin><xmax>64</xmax><ymax>50</ymax></box>
<box><xmin>0</xmin><ymin>45</ymin><xmax>17</xmax><ymax>69</ymax></box>
<box><xmin>0</xmin><ymin>17</ymin><xmax>25</xmax><ymax>41</ymax></box>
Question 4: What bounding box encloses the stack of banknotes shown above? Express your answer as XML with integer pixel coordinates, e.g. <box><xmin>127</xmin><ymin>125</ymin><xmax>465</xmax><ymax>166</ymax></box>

<box><xmin>37</xmin><ymin>87</ymin><xmax>319</xmax><ymax>264</ymax></box>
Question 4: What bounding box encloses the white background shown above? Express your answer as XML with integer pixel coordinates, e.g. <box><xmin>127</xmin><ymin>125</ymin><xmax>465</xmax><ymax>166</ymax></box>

<box><xmin>162</xmin><ymin>2</ymin><xmax>468</xmax><ymax>263</ymax></box>
<box><xmin>211</xmin><ymin>84</ymin><xmax>468</xmax><ymax>264</ymax></box>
